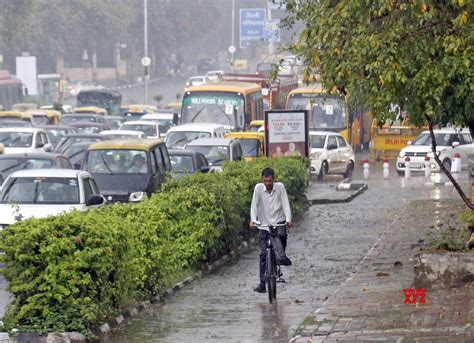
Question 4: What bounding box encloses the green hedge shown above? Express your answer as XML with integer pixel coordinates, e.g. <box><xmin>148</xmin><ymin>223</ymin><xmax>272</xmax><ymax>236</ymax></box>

<box><xmin>0</xmin><ymin>157</ymin><xmax>308</xmax><ymax>335</ymax></box>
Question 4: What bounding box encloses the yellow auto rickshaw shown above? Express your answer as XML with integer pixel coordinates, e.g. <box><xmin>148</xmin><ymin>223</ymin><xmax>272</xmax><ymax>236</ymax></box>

<box><xmin>25</xmin><ymin>110</ymin><xmax>62</xmax><ymax>125</ymax></box>
<box><xmin>225</xmin><ymin>131</ymin><xmax>265</xmax><ymax>160</ymax></box>
<box><xmin>0</xmin><ymin>111</ymin><xmax>34</xmax><ymax>125</ymax></box>
<box><xmin>74</xmin><ymin>106</ymin><xmax>108</xmax><ymax>115</ymax></box>
<box><xmin>248</xmin><ymin>120</ymin><xmax>264</xmax><ymax>132</ymax></box>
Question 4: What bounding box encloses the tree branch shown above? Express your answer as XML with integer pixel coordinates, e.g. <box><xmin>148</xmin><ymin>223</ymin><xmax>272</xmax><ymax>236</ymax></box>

<box><xmin>426</xmin><ymin>115</ymin><xmax>473</xmax><ymax>210</ymax></box>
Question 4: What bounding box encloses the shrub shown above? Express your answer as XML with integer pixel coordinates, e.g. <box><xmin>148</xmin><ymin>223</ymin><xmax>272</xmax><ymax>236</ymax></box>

<box><xmin>0</xmin><ymin>156</ymin><xmax>308</xmax><ymax>335</ymax></box>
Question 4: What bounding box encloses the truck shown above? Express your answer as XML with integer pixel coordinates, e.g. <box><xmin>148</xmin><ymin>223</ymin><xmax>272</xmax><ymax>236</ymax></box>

<box><xmin>0</xmin><ymin>70</ymin><xmax>24</xmax><ymax>111</ymax></box>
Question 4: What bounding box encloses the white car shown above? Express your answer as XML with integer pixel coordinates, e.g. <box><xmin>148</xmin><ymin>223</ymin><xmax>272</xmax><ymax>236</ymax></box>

<box><xmin>0</xmin><ymin>169</ymin><xmax>106</xmax><ymax>228</ymax></box>
<box><xmin>0</xmin><ymin>127</ymin><xmax>53</xmax><ymax>154</ymax></box>
<box><xmin>185</xmin><ymin>76</ymin><xmax>207</xmax><ymax>88</ymax></box>
<box><xmin>396</xmin><ymin>128</ymin><xmax>474</xmax><ymax>174</ymax></box>
<box><xmin>309</xmin><ymin>131</ymin><xmax>355</xmax><ymax>180</ymax></box>
<box><xmin>100</xmin><ymin>130</ymin><xmax>146</xmax><ymax>139</ymax></box>
<box><xmin>205</xmin><ymin>70</ymin><xmax>224</xmax><ymax>82</ymax></box>
<box><xmin>141</xmin><ymin>113</ymin><xmax>176</xmax><ymax>135</ymax></box>
<box><xmin>118</xmin><ymin>120</ymin><xmax>162</xmax><ymax>138</ymax></box>
<box><xmin>165</xmin><ymin>123</ymin><xmax>227</xmax><ymax>149</ymax></box>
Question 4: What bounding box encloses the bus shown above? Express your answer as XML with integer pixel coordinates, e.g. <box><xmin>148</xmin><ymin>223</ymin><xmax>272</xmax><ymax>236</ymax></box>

<box><xmin>286</xmin><ymin>85</ymin><xmax>371</xmax><ymax>151</ymax></box>
<box><xmin>181</xmin><ymin>82</ymin><xmax>263</xmax><ymax>131</ymax></box>
<box><xmin>77</xmin><ymin>89</ymin><xmax>122</xmax><ymax>116</ymax></box>
<box><xmin>0</xmin><ymin>70</ymin><xmax>24</xmax><ymax>111</ymax></box>
<box><xmin>369</xmin><ymin>119</ymin><xmax>427</xmax><ymax>160</ymax></box>
<box><xmin>222</xmin><ymin>74</ymin><xmax>298</xmax><ymax>110</ymax></box>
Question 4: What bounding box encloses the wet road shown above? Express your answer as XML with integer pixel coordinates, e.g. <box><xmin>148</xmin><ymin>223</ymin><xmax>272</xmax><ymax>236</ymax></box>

<box><xmin>103</xmin><ymin>160</ymin><xmax>470</xmax><ymax>342</ymax></box>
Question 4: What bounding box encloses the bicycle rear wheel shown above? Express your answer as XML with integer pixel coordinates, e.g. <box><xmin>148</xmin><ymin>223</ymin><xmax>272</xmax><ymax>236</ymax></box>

<box><xmin>266</xmin><ymin>247</ymin><xmax>277</xmax><ymax>304</ymax></box>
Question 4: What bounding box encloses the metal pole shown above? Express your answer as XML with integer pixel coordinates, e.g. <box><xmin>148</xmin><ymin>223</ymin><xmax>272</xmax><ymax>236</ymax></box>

<box><xmin>144</xmin><ymin>0</ymin><xmax>148</xmax><ymax>105</ymax></box>
<box><xmin>268</xmin><ymin>2</ymin><xmax>274</xmax><ymax>55</ymax></box>
<box><xmin>231</xmin><ymin>0</ymin><xmax>235</xmax><ymax>73</ymax></box>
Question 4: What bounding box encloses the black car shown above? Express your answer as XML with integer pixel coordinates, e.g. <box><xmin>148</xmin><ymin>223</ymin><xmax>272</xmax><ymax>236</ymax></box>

<box><xmin>63</xmin><ymin>141</ymin><xmax>96</xmax><ymax>169</ymax></box>
<box><xmin>197</xmin><ymin>57</ymin><xmax>218</xmax><ymax>74</ymax></box>
<box><xmin>0</xmin><ymin>152</ymin><xmax>73</xmax><ymax>178</ymax></box>
<box><xmin>58</xmin><ymin>113</ymin><xmax>106</xmax><ymax>126</ymax></box>
<box><xmin>55</xmin><ymin>133</ymin><xmax>107</xmax><ymax>154</ymax></box>
<box><xmin>38</xmin><ymin>125</ymin><xmax>77</xmax><ymax>148</ymax></box>
<box><xmin>0</xmin><ymin>120</ymin><xmax>33</xmax><ymax>128</ymax></box>
<box><xmin>168</xmin><ymin>149</ymin><xmax>210</xmax><ymax>179</ymax></box>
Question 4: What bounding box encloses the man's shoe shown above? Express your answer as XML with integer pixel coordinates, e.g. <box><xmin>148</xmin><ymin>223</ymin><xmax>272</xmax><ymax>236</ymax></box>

<box><xmin>253</xmin><ymin>284</ymin><xmax>266</xmax><ymax>293</ymax></box>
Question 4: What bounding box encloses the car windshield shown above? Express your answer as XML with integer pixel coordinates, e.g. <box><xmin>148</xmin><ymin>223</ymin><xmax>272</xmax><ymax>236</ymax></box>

<box><xmin>412</xmin><ymin>133</ymin><xmax>455</xmax><ymax>146</ymax></box>
<box><xmin>60</xmin><ymin>116</ymin><xmax>97</xmax><ymax>124</ymax></box>
<box><xmin>166</xmin><ymin>131</ymin><xmax>211</xmax><ymax>148</ymax></box>
<box><xmin>187</xmin><ymin>145</ymin><xmax>229</xmax><ymax>166</ymax></box>
<box><xmin>240</xmin><ymin>139</ymin><xmax>260</xmax><ymax>157</ymax></box>
<box><xmin>0</xmin><ymin>158</ymin><xmax>54</xmax><ymax>174</ymax></box>
<box><xmin>47</xmin><ymin>128</ymin><xmax>69</xmax><ymax>144</ymax></box>
<box><xmin>0</xmin><ymin>132</ymin><xmax>33</xmax><ymax>147</ymax></box>
<box><xmin>0</xmin><ymin>177</ymin><xmax>79</xmax><ymax>204</ymax></box>
<box><xmin>311</xmin><ymin>134</ymin><xmax>326</xmax><ymax>148</ymax></box>
<box><xmin>85</xmin><ymin>149</ymin><xmax>148</xmax><ymax>174</ymax></box>
<box><xmin>120</xmin><ymin>124</ymin><xmax>156</xmax><ymax>137</ymax></box>
<box><xmin>170</xmin><ymin>155</ymin><xmax>195</xmax><ymax>173</ymax></box>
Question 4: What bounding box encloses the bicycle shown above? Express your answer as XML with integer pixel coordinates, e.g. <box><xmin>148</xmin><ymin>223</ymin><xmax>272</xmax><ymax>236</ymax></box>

<box><xmin>255</xmin><ymin>222</ymin><xmax>286</xmax><ymax>304</ymax></box>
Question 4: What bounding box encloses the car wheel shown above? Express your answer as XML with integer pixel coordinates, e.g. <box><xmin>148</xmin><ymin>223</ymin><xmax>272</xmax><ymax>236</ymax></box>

<box><xmin>318</xmin><ymin>161</ymin><xmax>328</xmax><ymax>181</ymax></box>
<box><xmin>442</xmin><ymin>159</ymin><xmax>451</xmax><ymax>171</ymax></box>
<box><xmin>343</xmin><ymin>161</ymin><xmax>354</xmax><ymax>179</ymax></box>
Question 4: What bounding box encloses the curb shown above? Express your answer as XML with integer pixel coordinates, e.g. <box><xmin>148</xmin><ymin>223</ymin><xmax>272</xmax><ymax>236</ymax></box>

<box><xmin>306</xmin><ymin>183</ymin><xmax>368</xmax><ymax>205</ymax></box>
<box><xmin>3</xmin><ymin>236</ymin><xmax>259</xmax><ymax>342</ymax></box>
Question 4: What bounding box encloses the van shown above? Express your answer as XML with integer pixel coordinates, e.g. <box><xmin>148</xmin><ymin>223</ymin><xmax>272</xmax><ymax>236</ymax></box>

<box><xmin>164</xmin><ymin>123</ymin><xmax>226</xmax><ymax>149</ymax></box>
<box><xmin>82</xmin><ymin>139</ymin><xmax>171</xmax><ymax>203</ymax></box>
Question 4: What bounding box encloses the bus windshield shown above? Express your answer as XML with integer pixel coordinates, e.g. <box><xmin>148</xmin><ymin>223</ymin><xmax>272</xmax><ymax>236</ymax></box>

<box><xmin>287</xmin><ymin>94</ymin><xmax>346</xmax><ymax>131</ymax></box>
<box><xmin>182</xmin><ymin>92</ymin><xmax>245</xmax><ymax>129</ymax></box>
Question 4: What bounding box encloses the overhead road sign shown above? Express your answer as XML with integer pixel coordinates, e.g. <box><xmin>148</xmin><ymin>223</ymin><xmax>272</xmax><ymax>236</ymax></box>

<box><xmin>240</xmin><ymin>8</ymin><xmax>266</xmax><ymax>49</ymax></box>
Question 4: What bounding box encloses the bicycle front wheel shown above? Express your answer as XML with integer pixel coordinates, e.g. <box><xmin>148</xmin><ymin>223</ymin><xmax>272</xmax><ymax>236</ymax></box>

<box><xmin>266</xmin><ymin>247</ymin><xmax>277</xmax><ymax>304</ymax></box>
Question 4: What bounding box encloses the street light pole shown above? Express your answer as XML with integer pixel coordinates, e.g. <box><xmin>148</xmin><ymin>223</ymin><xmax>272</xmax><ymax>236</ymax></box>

<box><xmin>144</xmin><ymin>0</ymin><xmax>148</xmax><ymax>105</ymax></box>
<box><xmin>231</xmin><ymin>0</ymin><xmax>235</xmax><ymax>73</ymax></box>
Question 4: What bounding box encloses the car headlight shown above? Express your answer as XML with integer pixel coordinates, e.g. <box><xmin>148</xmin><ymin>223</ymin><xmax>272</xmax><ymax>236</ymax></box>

<box><xmin>398</xmin><ymin>150</ymin><xmax>405</xmax><ymax>158</ymax></box>
<box><xmin>310</xmin><ymin>152</ymin><xmax>322</xmax><ymax>160</ymax></box>
<box><xmin>129</xmin><ymin>192</ymin><xmax>146</xmax><ymax>202</ymax></box>
<box><xmin>427</xmin><ymin>151</ymin><xmax>435</xmax><ymax>158</ymax></box>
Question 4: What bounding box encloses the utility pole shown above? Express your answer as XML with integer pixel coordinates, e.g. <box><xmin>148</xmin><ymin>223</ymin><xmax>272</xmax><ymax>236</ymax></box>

<box><xmin>144</xmin><ymin>0</ymin><xmax>149</xmax><ymax>105</ymax></box>
<box><xmin>267</xmin><ymin>1</ymin><xmax>274</xmax><ymax>55</ymax></box>
<box><xmin>230</xmin><ymin>0</ymin><xmax>235</xmax><ymax>73</ymax></box>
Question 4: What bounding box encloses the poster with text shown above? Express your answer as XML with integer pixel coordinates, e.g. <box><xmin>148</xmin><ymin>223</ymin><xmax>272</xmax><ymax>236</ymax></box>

<box><xmin>265</xmin><ymin>110</ymin><xmax>309</xmax><ymax>158</ymax></box>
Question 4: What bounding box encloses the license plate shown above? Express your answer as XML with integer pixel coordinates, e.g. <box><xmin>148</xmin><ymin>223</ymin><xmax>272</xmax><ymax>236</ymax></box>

<box><xmin>411</xmin><ymin>163</ymin><xmax>422</xmax><ymax>168</ymax></box>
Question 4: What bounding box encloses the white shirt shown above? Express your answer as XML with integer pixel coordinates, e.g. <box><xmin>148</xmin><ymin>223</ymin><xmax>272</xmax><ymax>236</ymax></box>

<box><xmin>250</xmin><ymin>182</ymin><xmax>292</xmax><ymax>226</ymax></box>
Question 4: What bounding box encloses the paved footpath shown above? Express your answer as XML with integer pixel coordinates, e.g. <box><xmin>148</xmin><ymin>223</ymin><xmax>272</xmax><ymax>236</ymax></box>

<box><xmin>292</xmin><ymin>195</ymin><xmax>474</xmax><ymax>342</ymax></box>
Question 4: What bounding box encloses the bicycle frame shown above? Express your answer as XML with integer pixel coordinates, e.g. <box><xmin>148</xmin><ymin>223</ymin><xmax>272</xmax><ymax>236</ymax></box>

<box><xmin>257</xmin><ymin>224</ymin><xmax>285</xmax><ymax>304</ymax></box>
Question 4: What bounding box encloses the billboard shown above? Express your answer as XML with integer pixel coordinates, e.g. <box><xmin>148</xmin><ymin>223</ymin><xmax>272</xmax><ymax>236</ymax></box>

<box><xmin>16</xmin><ymin>56</ymin><xmax>38</xmax><ymax>96</ymax></box>
<box><xmin>265</xmin><ymin>110</ymin><xmax>309</xmax><ymax>157</ymax></box>
<box><xmin>240</xmin><ymin>8</ymin><xmax>266</xmax><ymax>48</ymax></box>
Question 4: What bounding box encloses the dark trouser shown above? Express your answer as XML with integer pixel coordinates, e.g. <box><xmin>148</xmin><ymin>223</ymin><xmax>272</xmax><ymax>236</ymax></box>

<box><xmin>259</xmin><ymin>226</ymin><xmax>287</xmax><ymax>286</ymax></box>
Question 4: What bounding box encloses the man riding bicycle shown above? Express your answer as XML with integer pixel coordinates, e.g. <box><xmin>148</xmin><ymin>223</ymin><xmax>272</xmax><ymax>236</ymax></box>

<box><xmin>250</xmin><ymin>167</ymin><xmax>292</xmax><ymax>293</ymax></box>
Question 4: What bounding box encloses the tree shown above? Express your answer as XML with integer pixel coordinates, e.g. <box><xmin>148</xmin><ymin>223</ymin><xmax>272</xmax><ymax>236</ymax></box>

<box><xmin>283</xmin><ymin>0</ymin><xmax>473</xmax><ymax>208</ymax></box>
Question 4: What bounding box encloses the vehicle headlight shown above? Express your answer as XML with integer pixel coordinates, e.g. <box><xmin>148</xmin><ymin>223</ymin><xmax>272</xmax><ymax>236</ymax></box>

<box><xmin>310</xmin><ymin>152</ymin><xmax>322</xmax><ymax>160</ymax></box>
<box><xmin>398</xmin><ymin>150</ymin><xmax>405</xmax><ymax>158</ymax></box>
<box><xmin>427</xmin><ymin>151</ymin><xmax>434</xmax><ymax>158</ymax></box>
<box><xmin>129</xmin><ymin>192</ymin><xmax>146</xmax><ymax>202</ymax></box>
